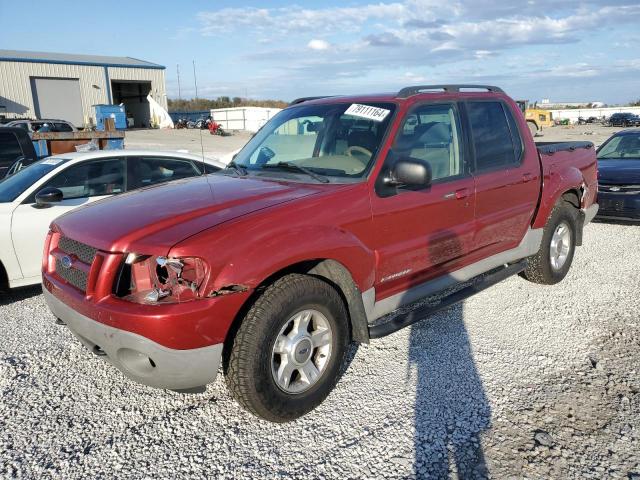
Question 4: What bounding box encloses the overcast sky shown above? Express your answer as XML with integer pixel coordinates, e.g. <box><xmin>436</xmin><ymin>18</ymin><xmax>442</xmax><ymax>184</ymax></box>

<box><xmin>2</xmin><ymin>0</ymin><xmax>639</xmax><ymax>103</ymax></box>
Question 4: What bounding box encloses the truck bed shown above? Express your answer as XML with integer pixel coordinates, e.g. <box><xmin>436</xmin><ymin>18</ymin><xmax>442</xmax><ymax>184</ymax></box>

<box><xmin>532</xmin><ymin>140</ymin><xmax>598</xmax><ymax>229</ymax></box>
<box><xmin>536</xmin><ymin>141</ymin><xmax>594</xmax><ymax>155</ymax></box>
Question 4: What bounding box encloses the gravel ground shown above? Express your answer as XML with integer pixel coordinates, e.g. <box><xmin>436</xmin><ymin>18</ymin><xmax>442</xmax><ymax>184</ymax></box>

<box><xmin>124</xmin><ymin>129</ymin><xmax>252</xmax><ymax>161</ymax></box>
<box><xmin>1</xmin><ymin>124</ymin><xmax>639</xmax><ymax>479</ymax></box>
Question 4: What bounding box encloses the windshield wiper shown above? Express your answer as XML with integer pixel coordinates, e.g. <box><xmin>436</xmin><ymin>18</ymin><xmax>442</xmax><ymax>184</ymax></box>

<box><xmin>262</xmin><ymin>162</ymin><xmax>330</xmax><ymax>183</ymax></box>
<box><xmin>224</xmin><ymin>160</ymin><xmax>248</xmax><ymax>177</ymax></box>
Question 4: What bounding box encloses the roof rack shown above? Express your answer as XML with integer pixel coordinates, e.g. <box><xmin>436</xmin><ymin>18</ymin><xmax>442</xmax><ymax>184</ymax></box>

<box><xmin>397</xmin><ymin>85</ymin><xmax>504</xmax><ymax>99</ymax></box>
<box><xmin>289</xmin><ymin>96</ymin><xmax>336</xmax><ymax>106</ymax></box>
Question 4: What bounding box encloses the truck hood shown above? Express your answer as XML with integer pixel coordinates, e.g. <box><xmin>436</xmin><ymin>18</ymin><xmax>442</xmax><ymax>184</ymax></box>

<box><xmin>53</xmin><ymin>175</ymin><xmax>325</xmax><ymax>254</ymax></box>
<box><xmin>598</xmin><ymin>159</ymin><xmax>640</xmax><ymax>185</ymax></box>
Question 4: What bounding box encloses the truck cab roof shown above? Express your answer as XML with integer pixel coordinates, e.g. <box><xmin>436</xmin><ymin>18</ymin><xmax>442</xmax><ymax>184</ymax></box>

<box><xmin>290</xmin><ymin>85</ymin><xmax>507</xmax><ymax>107</ymax></box>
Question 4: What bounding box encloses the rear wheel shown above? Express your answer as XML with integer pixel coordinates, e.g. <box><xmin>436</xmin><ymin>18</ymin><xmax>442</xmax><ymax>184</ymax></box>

<box><xmin>224</xmin><ymin>274</ymin><xmax>349</xmax><ymax>422</ymax></box>
<box><xmin>521</xmin><ymin>202</ymin><xmax>578</xmax><ymax>285</ymax></box>
<box><xmin>527</xmin><ymin>121</ymin><xmax>538</xmax><ymax>137</ymax></box>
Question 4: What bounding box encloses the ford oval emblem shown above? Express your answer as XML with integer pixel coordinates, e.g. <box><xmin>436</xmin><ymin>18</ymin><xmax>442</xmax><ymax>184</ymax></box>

<box><xmin>61</xmin><ymin>256</ymin><xmax>73</xmax><ymax>269</ymax></box>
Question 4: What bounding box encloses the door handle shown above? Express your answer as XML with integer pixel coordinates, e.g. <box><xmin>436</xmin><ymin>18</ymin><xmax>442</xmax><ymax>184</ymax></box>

<box><xmin>455</xmin><ymin>188</ymin><xmax>470</xmax><ymax>199</ymax></box>
<box><xmin>522</xmin><ymin>173</ymin><xmax>535</xmax><ymax>183</ymax></box>
<box><xmin>443</xmin><ymin>188</ymin><xmax>470</xmax><ymax>200</ymax></box>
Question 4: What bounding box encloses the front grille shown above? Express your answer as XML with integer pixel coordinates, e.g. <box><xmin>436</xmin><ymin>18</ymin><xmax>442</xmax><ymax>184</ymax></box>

<box><xmin>55</xmin><ymin>257</ymin><xmax>89</xmax><ymax>291</ymax></box>
<box><xmin>54</xmin><ymin>236</ymin><xmax>97</xmax><ymax>292</ymax></box>
<box><xmin>58</xmin><ymin>236</ymin><xmax>97</xmax><ymax>264</ymax></box>
<box><xmin>599</xmin><ymin>199</ymin><xmax>625</xmax><ymax>212</ymax></box>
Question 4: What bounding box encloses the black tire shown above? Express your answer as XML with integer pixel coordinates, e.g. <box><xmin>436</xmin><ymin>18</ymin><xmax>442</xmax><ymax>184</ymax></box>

<box><xmin>527</xmin><ymin>121</ymin><xmax>538</xmax><ymax>137</ymax></box>
<box><xmin>224</xmin><ymin>274</ymin><xmax>350</xmax><ymax>422</ymax></box>
<box><xmin>521</xmin><ymin>201</ymin><xmax>578</xmax><ymax>285</ymax></box>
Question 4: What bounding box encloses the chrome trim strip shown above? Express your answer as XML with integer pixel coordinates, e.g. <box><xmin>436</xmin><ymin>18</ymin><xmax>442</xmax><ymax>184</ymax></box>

<box><xmin>363</xmin><ymin>227</ymin><xmax>543</xmax><ymax>323</ymax></box>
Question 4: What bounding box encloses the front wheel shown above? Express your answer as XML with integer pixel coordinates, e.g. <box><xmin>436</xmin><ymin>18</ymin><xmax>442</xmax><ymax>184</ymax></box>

<box><xmin>521</xmin><ymin>202</ymin><xmax>578</xmax><ymax>285</ymax></box>
<box><xmin>224</xmin><ymin>274</ymin><xmax>350</xmax><ymax>422</ymax></box>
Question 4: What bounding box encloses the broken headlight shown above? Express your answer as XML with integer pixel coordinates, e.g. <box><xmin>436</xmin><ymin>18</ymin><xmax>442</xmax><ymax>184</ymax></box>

<box><xmin>116</xmin><ymin>253</ymin><xmax>209</xmax><ymax>304</ymax></box>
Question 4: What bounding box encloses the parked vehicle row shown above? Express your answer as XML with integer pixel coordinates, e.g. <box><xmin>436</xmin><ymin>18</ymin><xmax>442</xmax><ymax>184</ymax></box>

<box><xmin>40</xmin><ymin>85</ymin><xmax>599</xmax><ymax>422</ymax></box>
<box><xmin>607</xmin><ymin>112</ymin><xmax>640</xmax><ymax>128</ymax></box>
<box><xmin>174</xmin><ymin>116</ymin><xmax>230</xmax><ymax>135</ymax></box>
<box><xmin>1</xmin><ymin>118</ymin><xmax>77</xmax><ymax>133</ymax></box>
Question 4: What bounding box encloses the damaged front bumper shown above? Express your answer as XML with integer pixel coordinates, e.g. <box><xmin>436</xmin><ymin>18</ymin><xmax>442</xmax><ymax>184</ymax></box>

<box><xmin>44</xmin><ymin>288</ymin><xmax>222</xmax><ymax>391</ymax></box>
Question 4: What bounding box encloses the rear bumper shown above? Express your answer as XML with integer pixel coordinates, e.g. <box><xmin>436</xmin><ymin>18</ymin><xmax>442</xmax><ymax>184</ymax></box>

<box><xmin>44</xmin><ymin>288</ymin><xmax>222</xmax><ymax>391</ymax></box>
<box><xmin>583</xmin><ymin>203</ymin><xmax>599</xmax><ymax>225</ymax></box>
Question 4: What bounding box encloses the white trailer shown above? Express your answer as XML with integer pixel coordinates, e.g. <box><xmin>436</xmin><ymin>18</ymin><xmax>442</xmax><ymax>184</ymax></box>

<box><xmin>210</xmin><ymin>107</ymin><xmax>281</xmax><ymax>132</ymax></box>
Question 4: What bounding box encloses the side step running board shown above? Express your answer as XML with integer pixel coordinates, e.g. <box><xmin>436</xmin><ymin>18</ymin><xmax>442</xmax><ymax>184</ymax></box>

<box><xmin>368</xmin><ymin>260</ymin><xmax>527</xmax><ymax>339</ymax></box>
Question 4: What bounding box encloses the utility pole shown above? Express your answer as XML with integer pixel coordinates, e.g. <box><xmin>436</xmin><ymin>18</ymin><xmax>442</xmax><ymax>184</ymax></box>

<box><xmin>192</xmin><ymin>60</ymin><xmax>199</xmax><ymax>99</ymax></box>
<box><xmin>176</xmin><ymin>64</ymin><xmax>182</xmax><ymax>100</ymax></box>
<box><xmin>177</xmin><ymin>64</ymin><xmax>181</xmax><ymax>101</ymax></box>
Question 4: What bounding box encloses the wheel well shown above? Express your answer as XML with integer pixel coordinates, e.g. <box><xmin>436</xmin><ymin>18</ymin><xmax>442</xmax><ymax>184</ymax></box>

<box><xmin>561</xmin><ymin>189</ymin><xmax>584</xmax><ymax>245</ymax></box>
<box><xmin>221</xmin><ymin>259</ymin><xmax>369</xmax><ymax>372</ymax></box>
<box><xmin>0</xmin><ymin>261</ymin><xmax>8</xmax><ymax>292</ymax></box>
<box><xmin>561</xmin><ymin>190</ymin><xmax>581</xmax><ymax>209</ymax></box>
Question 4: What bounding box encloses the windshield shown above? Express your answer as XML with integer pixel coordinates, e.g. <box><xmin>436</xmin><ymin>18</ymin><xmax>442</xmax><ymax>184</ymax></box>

<box><xmin>229</xmin><ymin>102</ymin><xmax>396</xmax><ymax>181</ymax></box>
<box><xmin>598</xmin><ymin>133</ymin><xmax>640</xmax><ymax>160</ymax></box>
<box><xmin>0</xmin><ymin>158</ymin><xmax>69</xmax><ymax>203</ymax></box>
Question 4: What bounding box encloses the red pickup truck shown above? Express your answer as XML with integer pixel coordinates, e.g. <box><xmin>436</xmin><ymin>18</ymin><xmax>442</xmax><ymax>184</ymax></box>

<box><xmin>42</xmin><ymin>85</ymin><xmax>598</xmax><ymax>422</ymax></box>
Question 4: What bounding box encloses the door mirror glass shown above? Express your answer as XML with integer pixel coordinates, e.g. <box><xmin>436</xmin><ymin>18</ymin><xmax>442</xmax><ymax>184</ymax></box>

<box><xmin>35</xmin><ymin>187</ymin><xmax>63</xmax><ymax>207</ymax></box>
<box><xmin>388</xmin><ymin>158</ymin><xmax>432</xmax><ymax>188</ymax></box>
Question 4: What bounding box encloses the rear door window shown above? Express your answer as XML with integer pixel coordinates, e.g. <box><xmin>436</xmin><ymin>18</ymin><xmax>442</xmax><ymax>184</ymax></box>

<box><xmin>393</xmin><ymin>103</ymin><xmax>464</xmax><ymax>181</ymax></box>
<box><xmin>128</xmin><ymin>157</ymin><xmax>200</xmax><ymax>190</ymax></box>
<box><xmin>467</xmin><ymin>102</ymin><xmax>520</xmax><ymax>172</ymax></box>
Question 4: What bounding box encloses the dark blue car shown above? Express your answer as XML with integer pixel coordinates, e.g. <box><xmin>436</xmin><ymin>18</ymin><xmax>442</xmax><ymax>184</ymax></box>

<box><xmin>596</xmin><ymin>129</ymin><xmax>640</xmax><ymax>221</ymax></box>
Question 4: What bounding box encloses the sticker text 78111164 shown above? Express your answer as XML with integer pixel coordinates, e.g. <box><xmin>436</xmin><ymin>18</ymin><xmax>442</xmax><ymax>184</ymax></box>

<box><xmin>344</xmin><ymin>104</ymin><xmax>391</xmax><ymax>122</ymax></box>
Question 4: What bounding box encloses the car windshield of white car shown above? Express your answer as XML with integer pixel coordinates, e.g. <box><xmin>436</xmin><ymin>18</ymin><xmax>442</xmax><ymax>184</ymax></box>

<box><xmin>0</xmin><ymin>158</ymin><xmax>70</xmax><ymax>202</ymax></box>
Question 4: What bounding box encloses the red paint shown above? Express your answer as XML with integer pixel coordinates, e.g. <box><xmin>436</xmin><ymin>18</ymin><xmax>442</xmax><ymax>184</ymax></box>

<box><xmin>44</xmin><ymin>90</ymin><xmax>598</xmax><ymax>351</ymax></box>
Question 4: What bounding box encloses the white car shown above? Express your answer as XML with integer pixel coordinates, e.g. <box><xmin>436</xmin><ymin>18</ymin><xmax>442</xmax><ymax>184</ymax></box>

<box><xmin>0</xmin><ymin>150</ymin><xmax>224</xmax><ymax>289</ymax></box>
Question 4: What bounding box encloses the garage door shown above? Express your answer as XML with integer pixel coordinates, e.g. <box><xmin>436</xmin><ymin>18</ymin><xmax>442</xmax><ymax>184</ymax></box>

<box><xmin>31</xmin><ymin>78</ymin><xmax>83</xmax><ymax>127</ymax></box>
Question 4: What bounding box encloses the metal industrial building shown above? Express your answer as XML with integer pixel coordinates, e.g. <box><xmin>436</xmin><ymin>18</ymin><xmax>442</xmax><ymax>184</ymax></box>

<box><xmin>0</xmin><ymin>50</ymin><xmax>166</xmax><ymax>128</ymax></box>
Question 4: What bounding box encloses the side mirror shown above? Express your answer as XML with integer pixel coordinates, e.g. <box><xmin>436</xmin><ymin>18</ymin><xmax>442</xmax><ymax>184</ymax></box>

<box><xmin>387</xmin><ymin>158</ymin><xmax>432</xmax><ymax>188</ymax></box>
<box><xmin>35</xmin><ymin>187</ymin><xmax>63</xmax><ymax>207</ymax></box>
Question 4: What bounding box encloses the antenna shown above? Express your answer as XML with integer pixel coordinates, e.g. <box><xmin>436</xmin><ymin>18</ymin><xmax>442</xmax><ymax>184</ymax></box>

<box><xmin>192</xmin><ymin>60</ymin><xmax>206</xmax><ymax>176</ymax></box>
<box><xmin>192</xmin><ymin>60</ymin><xmax>199</xmax><ymax>99</ymax></box>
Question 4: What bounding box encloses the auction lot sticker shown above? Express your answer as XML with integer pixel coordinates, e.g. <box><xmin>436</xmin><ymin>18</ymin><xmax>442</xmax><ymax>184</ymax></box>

<box><xmin>345</xmin><ymin>104</ymin><xmax>391</xmax><ymax>122</ymax></box>
<box><xmin>41</xmin><ymin>158</ymin><xmax>64</xmax><ymax>165</ymax></box>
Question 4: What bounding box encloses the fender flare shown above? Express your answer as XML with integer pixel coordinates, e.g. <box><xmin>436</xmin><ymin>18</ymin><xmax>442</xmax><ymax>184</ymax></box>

<box><xmin>533</xmin><ymin>165</ymin><xmax>584</xmax><ymax>230</ymax></box>
<box><xmin>307</xmin><ymin>259</ymin><xmax>370</xmax><ymax>344</ymax></box>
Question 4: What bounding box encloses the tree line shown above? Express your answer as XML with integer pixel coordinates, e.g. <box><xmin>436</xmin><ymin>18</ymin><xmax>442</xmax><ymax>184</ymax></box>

<box><xmin>168</xmin><ymin>97</ymin><xmax>288</xmax><ymax>112</ymax></box>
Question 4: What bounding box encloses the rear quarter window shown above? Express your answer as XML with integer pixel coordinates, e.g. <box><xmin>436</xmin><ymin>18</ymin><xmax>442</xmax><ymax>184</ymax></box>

<box><xmin>467</xmin><ymin>101</ymin><xmax>520</xmax><ymax>172</ymax></box>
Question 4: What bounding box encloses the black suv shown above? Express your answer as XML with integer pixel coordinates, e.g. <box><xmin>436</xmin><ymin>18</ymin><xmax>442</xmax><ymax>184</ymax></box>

<box><xmin>0</xmin><ymin>127</ymin><xmax>39</xmax><ymax>177</ymax></box>
<box><xmin>608</xmin><ymin>112</ymin><xmax>640</xmax><ymax>127</ymax></box>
